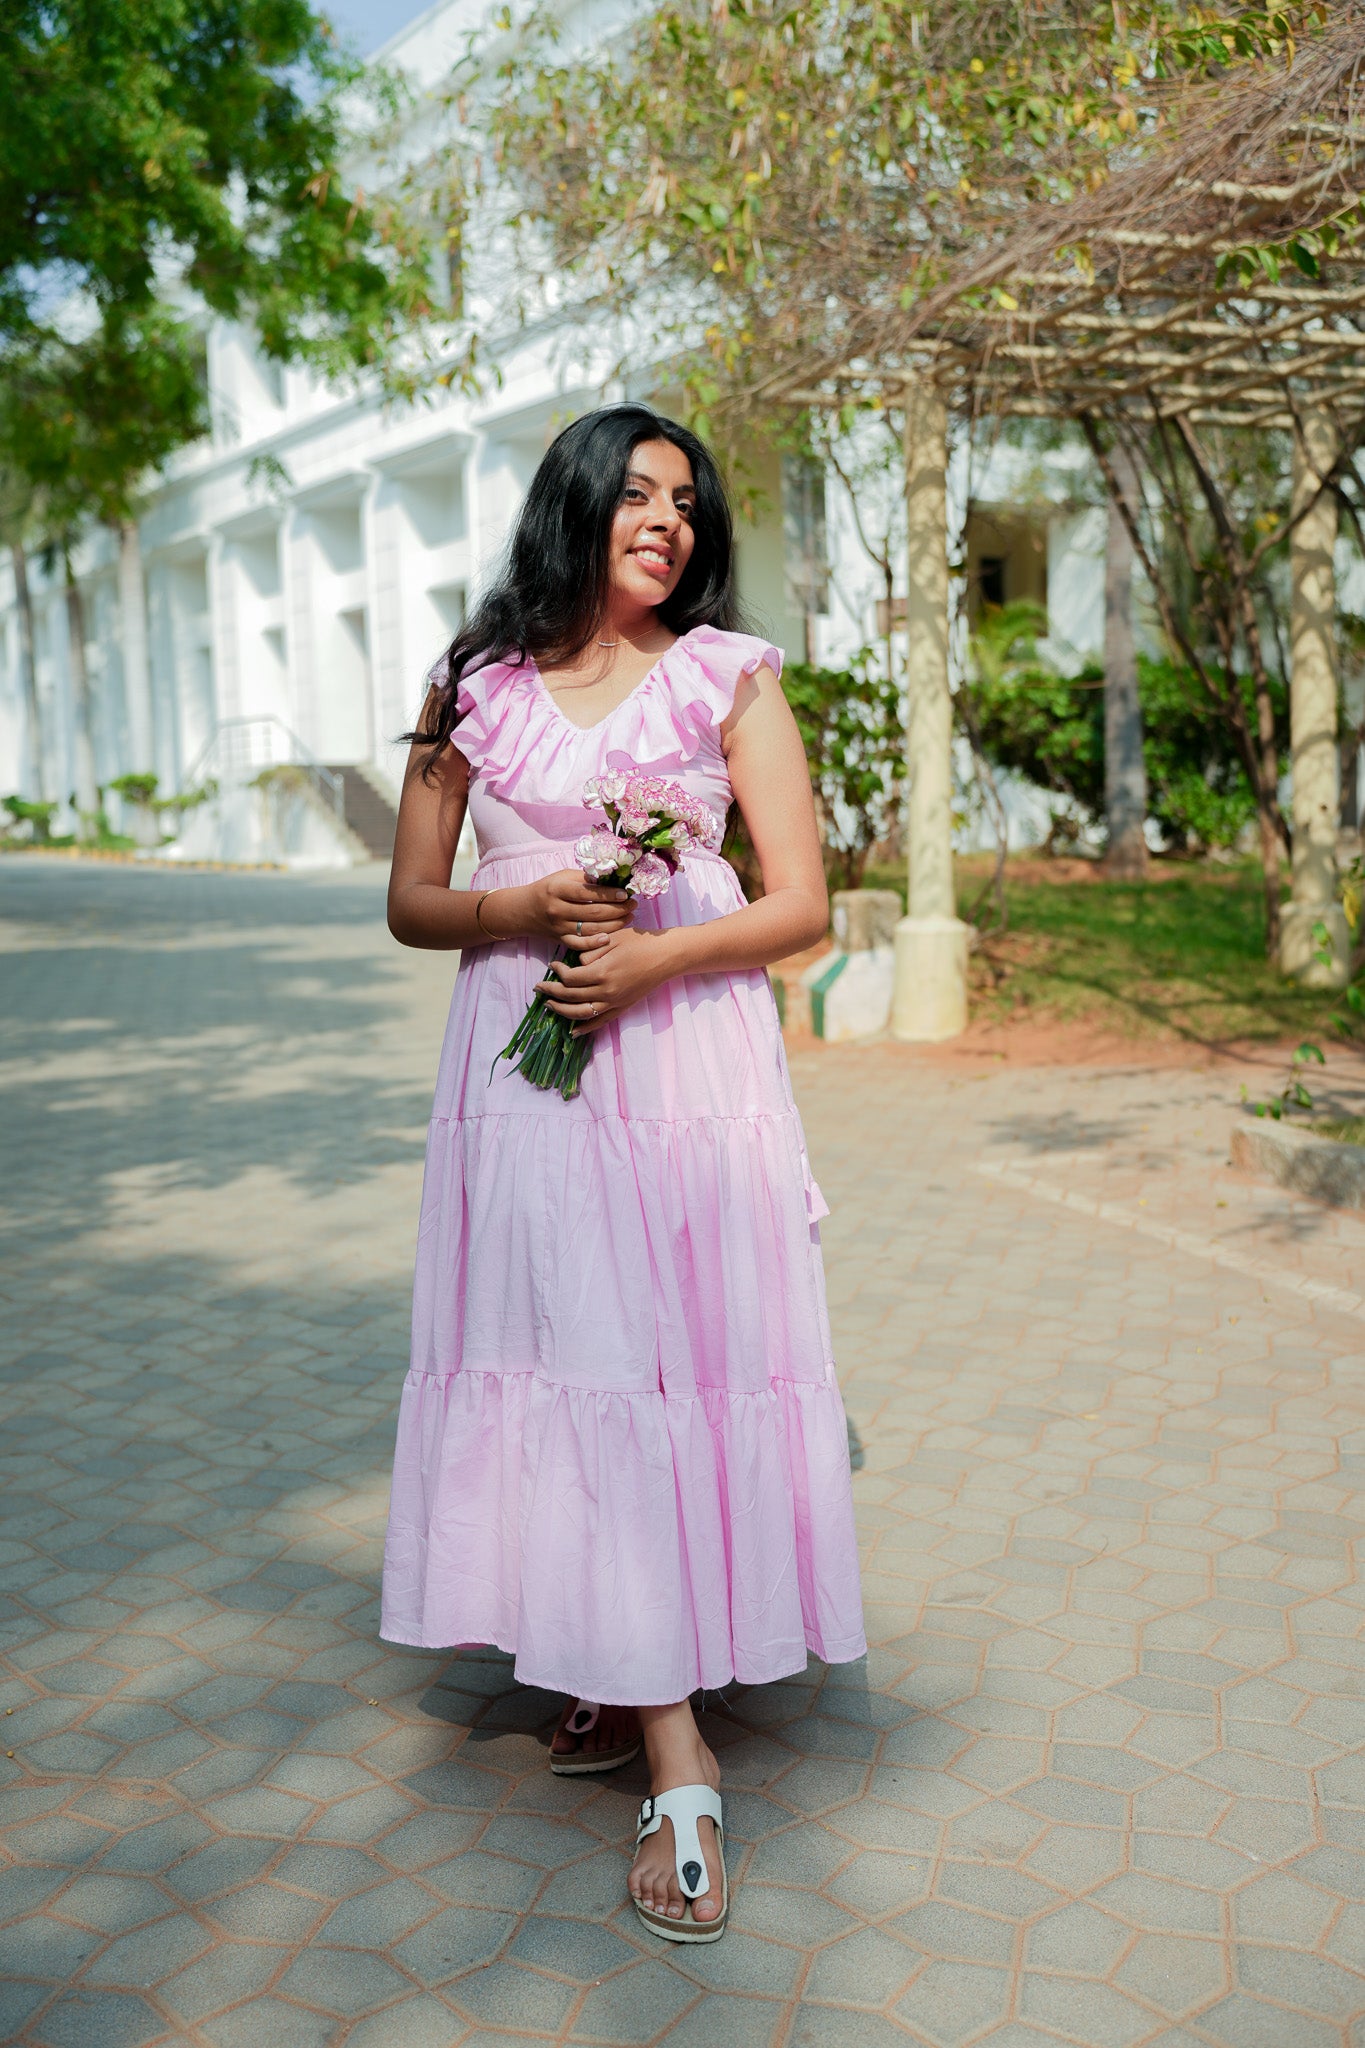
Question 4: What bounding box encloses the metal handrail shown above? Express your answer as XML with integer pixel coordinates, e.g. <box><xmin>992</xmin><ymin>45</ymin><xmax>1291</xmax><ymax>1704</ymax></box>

<box><xmin>180</xmin><ymin>716</ymin><xmax>345</xmax><ymax>821</ymax></box>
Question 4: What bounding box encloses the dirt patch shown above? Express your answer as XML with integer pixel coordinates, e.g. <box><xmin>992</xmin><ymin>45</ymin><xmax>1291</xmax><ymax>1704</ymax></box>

<box><xmin>911</xmin><ymin>1016</ymin><xmax>1278</xmax><ymax>1072</ymax></box>
<box><xmin>780</xmin><ymin>1000</ymin><xmax>1365</xmax><ymax>1087</ymax></box>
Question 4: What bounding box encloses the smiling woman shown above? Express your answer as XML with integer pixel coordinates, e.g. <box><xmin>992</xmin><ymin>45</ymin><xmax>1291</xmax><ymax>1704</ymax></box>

<box><xmin>379</xmin><ymin>403</ymin><xmax>866</xmax><ymax>1945</ymax></box>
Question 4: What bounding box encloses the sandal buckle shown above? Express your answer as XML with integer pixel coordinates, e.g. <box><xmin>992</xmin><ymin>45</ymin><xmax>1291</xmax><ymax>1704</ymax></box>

<box><xmin>638</xmin><ymin>1796</ymin><xmax>654</xmax><ymax>1824</ymax></box>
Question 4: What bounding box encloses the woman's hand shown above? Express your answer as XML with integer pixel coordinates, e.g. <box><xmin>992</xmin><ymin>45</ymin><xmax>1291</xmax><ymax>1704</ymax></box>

<box><xmin>534</xmin><ymin>927</ymin><xmax>678</xmax><ymax>1033</ymax></box>
<box><xmin>513</xmin><ymin>869</ymin><xmax>634</xmax><ymax>943</ymax></box>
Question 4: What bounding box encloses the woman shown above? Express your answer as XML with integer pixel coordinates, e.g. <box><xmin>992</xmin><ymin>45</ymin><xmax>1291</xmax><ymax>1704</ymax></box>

<box><xmin>382</xmin><ymin>403</ymin><xmax>865</xmax><ymax>1942</ymax></box>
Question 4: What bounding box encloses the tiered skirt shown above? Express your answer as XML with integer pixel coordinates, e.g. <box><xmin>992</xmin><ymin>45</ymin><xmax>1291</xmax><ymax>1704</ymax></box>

<box><xmin>380</xmin><ymin>841</ymin><xmax>866</xmax><ymax>1703</ymax></box>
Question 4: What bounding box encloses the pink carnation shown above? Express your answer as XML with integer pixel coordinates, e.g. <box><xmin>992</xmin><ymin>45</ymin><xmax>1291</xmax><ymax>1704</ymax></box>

<box><xmin>582</xmin><ymin>771</ymin><xmax>629</xmax><ymax>809</ymax></box>
<box><xmin>575</xmin><ymin>828</ymin><xmax>635</xmax><ymax>880</ymax></box>
<box><xmin>626</xmin><ymin>851</ymin><xmax>672</xmax><ymax>898</ymax></box>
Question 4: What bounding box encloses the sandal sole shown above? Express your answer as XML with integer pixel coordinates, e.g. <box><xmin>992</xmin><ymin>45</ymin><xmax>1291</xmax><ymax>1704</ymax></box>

<box><xmin>633</xmin><ymin>1838</ymin><xmax>728</xmax><ymax>1945</ymax></box>
<box><xmin>549</xmin><ymin>1741</ymin><xmax>642</xmax><ymax>1777</ymax></box>
<box><xmin>633</xmin><ymin>1903</ymin><xmax>727</xmax><ymax>1943</ymax></box>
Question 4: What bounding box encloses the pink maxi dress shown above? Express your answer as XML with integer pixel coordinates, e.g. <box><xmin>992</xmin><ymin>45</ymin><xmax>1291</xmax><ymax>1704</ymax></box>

<box><xmin>381</xmin><ymin>625</ymin><xmax>866</xmax><ymax>1704</ymax></box>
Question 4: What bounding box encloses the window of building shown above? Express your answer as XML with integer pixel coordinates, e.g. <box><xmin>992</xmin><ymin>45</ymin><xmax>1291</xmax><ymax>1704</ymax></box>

<box><xmin>781</xmin><ymin>455</ymin><xmax>829</xmax><ymax>619</ymax></box>
<box><xmin>978</xmin><ymin>556</ymin><xmax>1007</xmax><ymax>609</ymax></box>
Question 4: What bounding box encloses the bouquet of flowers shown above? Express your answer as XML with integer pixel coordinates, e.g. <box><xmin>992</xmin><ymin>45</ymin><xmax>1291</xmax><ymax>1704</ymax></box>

<box><xmin>494</xmin><ymin>772</ymin><xmax>722</xmax><ymax>1099</ymax></box>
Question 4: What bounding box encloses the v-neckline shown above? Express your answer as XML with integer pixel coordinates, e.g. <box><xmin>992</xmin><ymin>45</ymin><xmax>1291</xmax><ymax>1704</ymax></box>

<box><xmin>529</xmin><ymin>634</ymin><xmax>683</xmax><ymax>735</ymax></box>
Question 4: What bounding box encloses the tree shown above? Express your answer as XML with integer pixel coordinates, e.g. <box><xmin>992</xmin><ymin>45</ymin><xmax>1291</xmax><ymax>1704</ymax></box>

<box><xmin>1083</xmin><ymin>412</ymin><xmax>1334</xmax><ymax>953</ymax></box>
<box><xmin>0</xmin><ymin>0</ymin><xmax>457</xmax><ymax>819</ymax></box>
<box><xmin>478</xmin><ymin>0</ymin><xmax>1318</xmax><ymax>927</ymax></box>
<box><xmin>0</xmin><ymin>0</ymin><xmax>445</xmax><ymax>389</ymax></box>
<box><xmin>482</xmin><ymin>2</ymin><xmax>1304</xmax><ymax>429</ymax></box>
<box><xmin>0</xmin><ymin>311</ymin><xmax>210</xmax><ymax>813</ymax></box>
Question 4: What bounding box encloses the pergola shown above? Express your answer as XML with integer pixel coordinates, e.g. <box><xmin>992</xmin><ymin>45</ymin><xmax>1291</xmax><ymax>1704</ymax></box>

<box><xmin>775</xmin><ymin>12</ymin><xmax>1365</xmax><ymax>1038</ymax></box>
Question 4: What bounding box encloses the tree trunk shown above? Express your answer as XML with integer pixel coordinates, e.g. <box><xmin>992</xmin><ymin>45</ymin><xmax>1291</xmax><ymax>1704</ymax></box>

<box><xmin>893</xmin><ymin>381</ymin><xmax>968</xmax><ymax>1043</ymax></box>
<box><xmin>10</xmin><ymin>541</ymin><xmax>44</xmax><ymax>800</ymax></box>
<box><xmin>64</xmin><ymin>555</ymin><xmax>99</xmax><ymax>825</ymax></box>
<box><xmin>1100</xmin><ymin>446</ymin><xmax>1148</xmax><ymax>878</ymax></box>
<box><xmin>1256</xmin><ymin>796</ymin><xmax>1283</xmax><ymax>959</ymax></box>
<box><xmin>1280</xmin><ymin>411</ymin><xmax>1347</xmax><ymax>985</ymax></box>
<box><xmin>1243</xmin><ymin>606</ymin><xmax>1290</xmax><ymax>961</ymax></box>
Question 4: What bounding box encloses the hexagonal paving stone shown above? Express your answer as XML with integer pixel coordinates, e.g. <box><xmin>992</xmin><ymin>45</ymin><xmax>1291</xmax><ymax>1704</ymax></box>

<box><xmin>451</xmin><ymin>1960</ymin><xmax>583</xmax><ymax>2033</ymax></box>
<box><xmin>1114</xmin><ymin>1930</ymin><xmax>1226</xmax><ymax>2015</ymax></box>
<box><xmin>392</xmin><ymin>1906</ymin><xmax>516</xmax><ymax>1984</ymax></box>
<box><xmin>893</xmin><ymin>1899</ymin><xmax>1016</xmax><ymax>1965</ymax></box>
<box><xmin>422</xmin><ymin>1846</ymin><xmax>543</xmax><ymax>1913</ymax></box>
<box><xmin>275</xmin><ymin>1946</ymin><xmax>413</xmax><ymax>2017</ymax></box>
<box><xmin>895</xmin><ymin>1959</ymin><xmax>1011</xmax><ymax>2046</ymax></box>
<box><xmin>0</xmin><ymin>1914</ymin><xmax>104</xmax><ymax>1981</ymax></box>
<box><xmin>82</xmin><ymin>1911</ymin><xmax>214</xmax><ymax>1988</ymax></box>
<box><xmin>569</xmin><ymin>1957</ymin><xmax>700</xmax><ymax>2043</ymax></box>
<box><xmin>200</xmin><ymin>1788</ymin><xmax>315</xmax><ymax>1837</ymax></box>
<box><xmin>1018</xmin><ymin>1972</ymin><xmax>1154</xmax><ymax>2048</ymax></box>
<box><xmin>344</xmin><ymin>1995</ymin><xmax>468</xmax><ymax>2048</ymax></box>
<box><xmin>46</xmin><ymin>1874</ymin><xmax>173</xmax><ymax>1935</ymax></box>
<box><xmin>506</xmin><ymin>1913</ymin><xmax>639</xmax><ymax>1983</ymax></box>
<box><xmin>197</xmin><ymin>1995</ymin><xmax>338</xmax><ymax>2048</ymax></box>
<box><xmin>316</xmin><ymin>1878</ymin><xmax>440</xmax><ymax>1947</ymax></box>
<box><xmin>27</xmin><ymin>1989</ymin><xmax>167</xmax><ymax>2048</ymax></box>
<box><xmin>804</xmin><ymin>1927</ymin><xmax>918</xmax><ymax>2007</ymax></box>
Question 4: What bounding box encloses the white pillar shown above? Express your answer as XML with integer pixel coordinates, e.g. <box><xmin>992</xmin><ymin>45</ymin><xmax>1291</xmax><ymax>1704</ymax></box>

<box><xmin>118</xmin><ymin>521</ymin><xmax>155</xmax><ymax>774</ymax></box>
<box><xmin>1280</xmin><ymin>410</ymin><xmax>1348</xmax><ymax>986</ymax></box>
<box><xmin>891</xmin><ymin>382</ymin><xmax>970</xmax><ymax>1041</ymax></box>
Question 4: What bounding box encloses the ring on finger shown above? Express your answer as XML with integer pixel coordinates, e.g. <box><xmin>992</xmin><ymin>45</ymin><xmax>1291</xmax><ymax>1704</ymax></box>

<box><xmin>576</xmin><ymin>920</ymin><xmax>583</xmax><ymax>936</ymax></box>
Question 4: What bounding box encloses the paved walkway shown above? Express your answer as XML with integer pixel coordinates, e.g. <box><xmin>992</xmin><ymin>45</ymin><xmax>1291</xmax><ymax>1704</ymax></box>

<box><xmin>1</xmin><ymin>856</ymin><xmax>1362</xmax><ymax>2048</ymax></box>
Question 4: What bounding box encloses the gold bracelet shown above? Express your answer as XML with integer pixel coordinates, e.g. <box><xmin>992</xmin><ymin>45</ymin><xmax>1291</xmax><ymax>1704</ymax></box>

<box><xmin>475</xmin><ymin>890</ymin><xmax>499</xmax><ymax>939</ymax></box>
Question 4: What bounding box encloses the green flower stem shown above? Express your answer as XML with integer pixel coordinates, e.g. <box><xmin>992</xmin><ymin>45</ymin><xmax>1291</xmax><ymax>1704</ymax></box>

<box><xmin>492</xmin><ymin>944</ymin><xmax>597</xmax><ymax>1101</ymax></box>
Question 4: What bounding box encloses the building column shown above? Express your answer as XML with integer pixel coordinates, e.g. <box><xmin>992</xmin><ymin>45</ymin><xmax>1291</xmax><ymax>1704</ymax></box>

<box><xmin>1280</xmin><ymin>409</ymin><xmax>1349</xmax><ymax>986</ymax></box>
<box><xmin>891</xmin><ymin>381</ymin><xmax>970</xmax><ymax>1041</ymax></box>
<box><xmin>118</xmin><ymin>521</ymin><xmax>155</xmax><ymax>774</ymax></box>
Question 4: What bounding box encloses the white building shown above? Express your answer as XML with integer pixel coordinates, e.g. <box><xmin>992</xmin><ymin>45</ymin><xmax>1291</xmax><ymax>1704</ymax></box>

<box><xmin>0</xmin><ymin>0</ymin><xmax>1109</xmax><ymax>865</ymax></box>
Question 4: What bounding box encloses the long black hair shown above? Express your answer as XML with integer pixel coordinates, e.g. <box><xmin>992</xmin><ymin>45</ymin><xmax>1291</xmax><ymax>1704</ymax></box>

<box><xmin>406</xmin><ymin>403</ymin><xmax>742</xmax><ymax>770</ymax></box>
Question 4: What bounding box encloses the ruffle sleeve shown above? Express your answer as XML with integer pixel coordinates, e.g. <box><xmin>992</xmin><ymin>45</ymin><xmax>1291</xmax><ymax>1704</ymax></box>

<box><xmin>440</xmin><ymin>655</ymin><xmax>548</xmax><ymax>802</ymax></box>
<box><xmin>674</xmin><ymin>627</ymin><xmax>784</xmax><ymax>721</ymax></box>
<box><xmin>601</xmin><ymin>628</ymin><xmax>784</xmax><ymax>782</ymax></box>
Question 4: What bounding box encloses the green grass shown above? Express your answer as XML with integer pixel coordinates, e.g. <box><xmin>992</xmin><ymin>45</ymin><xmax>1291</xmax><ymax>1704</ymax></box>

<box><xmin>1311</xmin><ymin>1116</ymin><xmax>1365</xmax><ymax>1145</ymax></box>
<box><xmin>862</xmin><ymin>854</ymin><xmax>1355</xmax><ymax>1047</ymax></box>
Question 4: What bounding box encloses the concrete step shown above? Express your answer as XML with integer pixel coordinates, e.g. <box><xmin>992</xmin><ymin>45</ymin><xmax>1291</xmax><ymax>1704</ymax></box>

<box><xmin>326</xmin><ymin>762</ymin><xmax>399</xmax><ymax>860</ymax></box>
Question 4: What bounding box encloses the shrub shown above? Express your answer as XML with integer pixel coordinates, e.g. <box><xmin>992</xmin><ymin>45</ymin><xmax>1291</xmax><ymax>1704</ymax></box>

<box><xmin>962</xmin><ymin>604</ymin><xmax>1285</xmax><ymax>853</ymax></box>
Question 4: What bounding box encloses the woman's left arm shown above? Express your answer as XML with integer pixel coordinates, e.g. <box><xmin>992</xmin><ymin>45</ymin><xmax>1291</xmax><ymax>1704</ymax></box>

<box><xmin>538</xmin><ymin>664</ymin><xmax>830</xmax><ymax>1032</ymax></box>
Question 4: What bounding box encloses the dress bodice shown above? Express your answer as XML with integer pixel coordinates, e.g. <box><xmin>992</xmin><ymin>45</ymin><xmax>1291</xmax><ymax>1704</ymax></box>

<box><xmin>443</xmin><ymin>625</ymin><xmax>782</xmax><ymax>859</ymax></box>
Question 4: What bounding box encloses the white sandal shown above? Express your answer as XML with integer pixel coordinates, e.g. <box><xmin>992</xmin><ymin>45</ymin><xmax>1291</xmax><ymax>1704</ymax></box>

<box><xmin>548</xmin><ymin>1699</ymin><xmax>642</xmax><ymax>1776</ymax></box>
<box><xmin>632</xmin><ymin>1785</ymin><xmax>728</xmax><ymax>1943</ymax></box>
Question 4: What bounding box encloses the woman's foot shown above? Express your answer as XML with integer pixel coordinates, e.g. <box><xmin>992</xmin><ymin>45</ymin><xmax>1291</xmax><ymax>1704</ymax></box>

<box><xmin>628</xmin><ymin>1702</ymin><xmax>724</xmax><ymax>1925</ymax></box>
<box><xmin>549</xmin><ymin>1699</ymin><xmax>640</xmax><ymax>1771</ymax></box>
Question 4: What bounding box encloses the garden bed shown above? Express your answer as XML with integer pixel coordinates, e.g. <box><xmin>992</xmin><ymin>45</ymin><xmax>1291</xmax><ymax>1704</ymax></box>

<box><xmin>861</xmin><ymin>852</ymin><xmax>1354</xmax><ymax>1050</ymax></box>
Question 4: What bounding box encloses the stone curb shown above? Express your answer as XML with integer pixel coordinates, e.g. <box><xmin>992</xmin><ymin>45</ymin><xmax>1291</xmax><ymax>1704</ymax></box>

<box><xmin>1231</xmin><ymin>1115</ymin><xmax>1365</xmax><ymax>1207</ymax></box>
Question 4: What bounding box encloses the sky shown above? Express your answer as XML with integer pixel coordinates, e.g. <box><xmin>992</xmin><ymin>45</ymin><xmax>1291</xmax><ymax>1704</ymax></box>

<box><xmin>324</xmin><ymin>0</ymin><xmax>432</xmax><ymax>55</ymax></box>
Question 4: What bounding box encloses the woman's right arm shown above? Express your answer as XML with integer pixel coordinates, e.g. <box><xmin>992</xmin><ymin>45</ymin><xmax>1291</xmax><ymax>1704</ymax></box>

<box><xmin>385</xmin><ymin>726</ymin><xmax>632</xmax><ymax>952</ymax></box>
